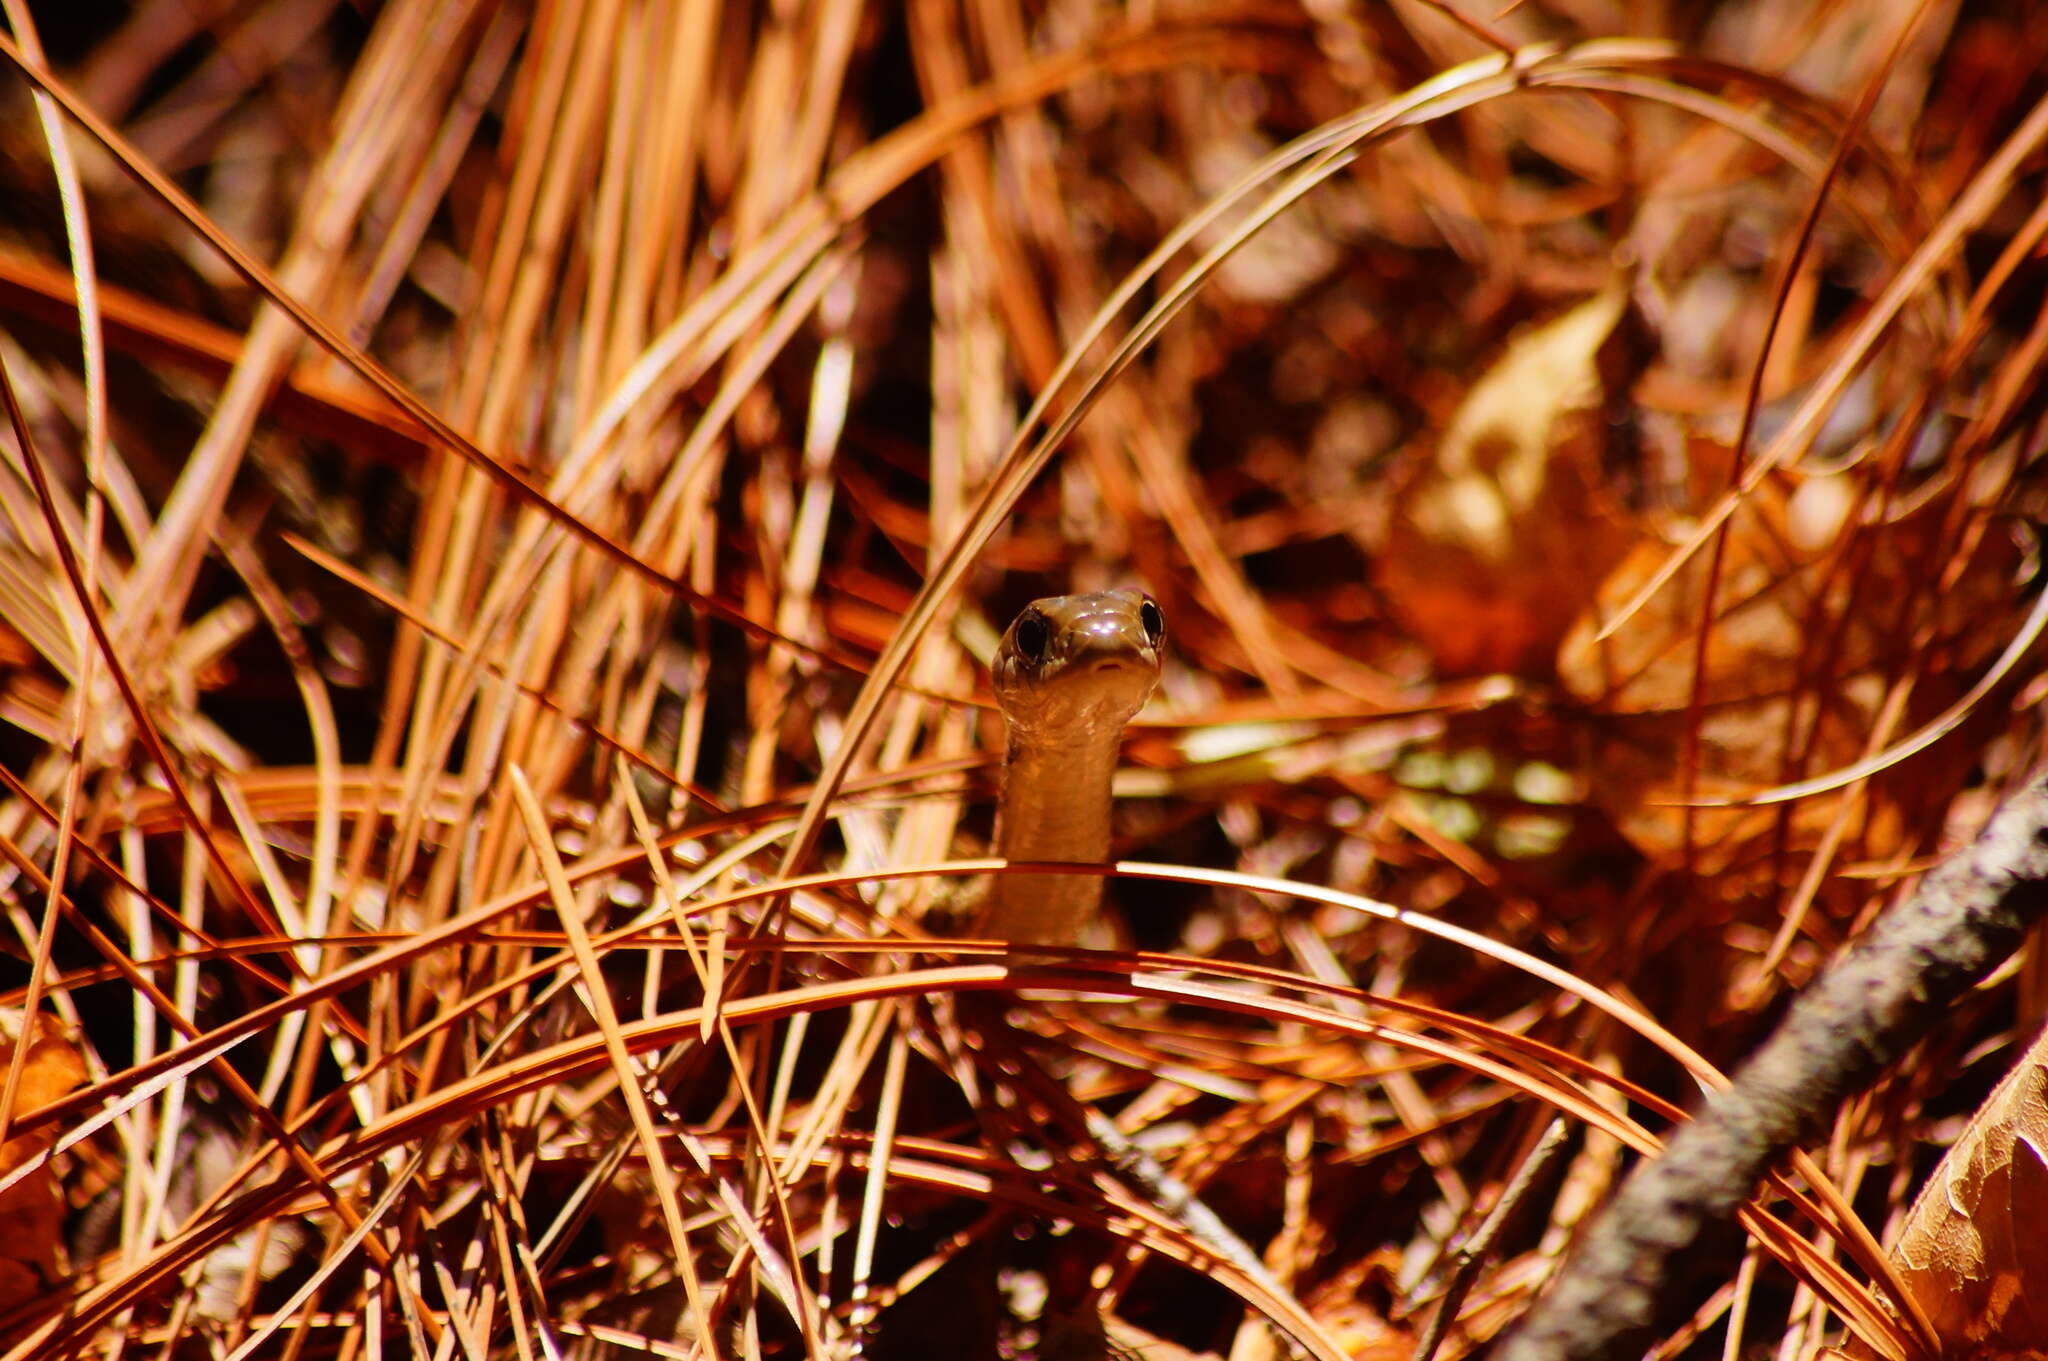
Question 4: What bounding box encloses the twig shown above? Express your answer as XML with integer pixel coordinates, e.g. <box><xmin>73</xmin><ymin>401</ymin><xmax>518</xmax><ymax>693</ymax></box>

<box><xmin>1412</xmin><ymin>1116</ymin><xmax>1570</xmax><ymax>1361</ymax></box>
<box><xmin>1496</xmin><ymin>766</ymin><xmax>2048</xmax><ymax>1361</ymax></box>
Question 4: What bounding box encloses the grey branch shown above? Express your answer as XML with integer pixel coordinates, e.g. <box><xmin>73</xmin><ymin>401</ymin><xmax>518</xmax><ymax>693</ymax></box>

<box><xmin>1495</xmin><ymin>767</ymin><xmax>2048</xmax><ymax>1361</ymax></box>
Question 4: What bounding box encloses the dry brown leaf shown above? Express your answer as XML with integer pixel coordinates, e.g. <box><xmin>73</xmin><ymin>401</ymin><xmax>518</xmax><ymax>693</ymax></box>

<box><xmin>1376</xmin><ymin>283</ymin><xmax>1646</xmax><ymax>677</ymax></box>
<box><xmin>1555</xmin><ymin>442</ymin><xmax>2014</xmax><ymax>873</ymax></box>
<box><xmin>0</xmin><ymin>1009</ymin><xmax>88</xmax><ymax>1309</ymax></box>
<box><xmin>1882</xmin><ymin>1023</ymin><xmax>2048</xmax><ymax>1358</ymax></box>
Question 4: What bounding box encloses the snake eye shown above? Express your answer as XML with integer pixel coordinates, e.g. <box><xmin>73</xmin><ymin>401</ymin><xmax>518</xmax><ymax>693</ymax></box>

<box><xmin>1138</xmin><ymin>597</ymin><xmax>1164</xmax><ymax>647</ymax></box>
<box><xmin>1012</xmin><ymin>611</ymin><xmax>1051</xmax><ymax>664</ymax></box>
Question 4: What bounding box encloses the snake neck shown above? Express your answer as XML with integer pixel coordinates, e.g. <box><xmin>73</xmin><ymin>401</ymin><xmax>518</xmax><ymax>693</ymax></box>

<box><xmin>982</xmin><ymin>724</ymin><xmax>1124</xmax><ymax>946</ymax></box>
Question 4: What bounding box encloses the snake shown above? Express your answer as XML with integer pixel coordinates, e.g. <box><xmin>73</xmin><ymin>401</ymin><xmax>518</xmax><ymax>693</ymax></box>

<box><xmin>978</xmin><ymin>587</ymin><xmax>1165</xmax><ymax>946</ymax></box>
<box><xmin>968</xmin><ymin>589</ymin><xmax>1302</xmax><ymax>1350</ymax></box>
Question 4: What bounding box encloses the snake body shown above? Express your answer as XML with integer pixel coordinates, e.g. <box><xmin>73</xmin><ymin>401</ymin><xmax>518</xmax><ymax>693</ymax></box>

<box><xmin>979</xmin><ymin>588</ymin><xmax>1164</xmax><ymax>945</ymax></box>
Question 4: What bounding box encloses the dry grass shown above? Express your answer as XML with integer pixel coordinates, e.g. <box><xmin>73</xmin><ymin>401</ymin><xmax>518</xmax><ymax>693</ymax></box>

<box><xmin>0</xmin><ymin>2</ymin><xmax>2043</xmax><ymax>1358</ymax></box>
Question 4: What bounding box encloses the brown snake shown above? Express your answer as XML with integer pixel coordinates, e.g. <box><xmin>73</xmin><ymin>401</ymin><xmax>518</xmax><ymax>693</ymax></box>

<box><xmin>966</xmin><ymin>590</ymin><xmax>1308</xmax><ymax>1355</ymax></box>
<box><xmin>978</xmin><ymin>587</ymin><xmax>1165</xmax><ymax>945</ymax></box>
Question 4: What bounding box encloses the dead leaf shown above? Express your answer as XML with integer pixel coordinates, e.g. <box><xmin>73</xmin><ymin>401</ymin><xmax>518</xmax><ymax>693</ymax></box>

<box><xmin>1884</xmin><ymin>1023</ymin><xmax>2048</xmax><ymax>1357</ymax></box>
<box><xmin>0</xmin><ymin>1009</ymin><xmax>87</xmax><ymax>1310</ymax></box>
<box><xmin>1376</xmin><ymin>283</ymin><xmax>1648</xmax><ymax>677</ymax></box>
<box><xmin>1554</xmin><ymin>441</ymin><xmax>2014</xmax><ymax>874</ymax></box>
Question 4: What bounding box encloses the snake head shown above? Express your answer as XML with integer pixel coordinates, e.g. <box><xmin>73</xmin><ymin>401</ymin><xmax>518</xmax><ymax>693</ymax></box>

<box><xmin>993</xmin><ymin>588</ymin><xmax>1165</xmax><ymax>741</ymax></box>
